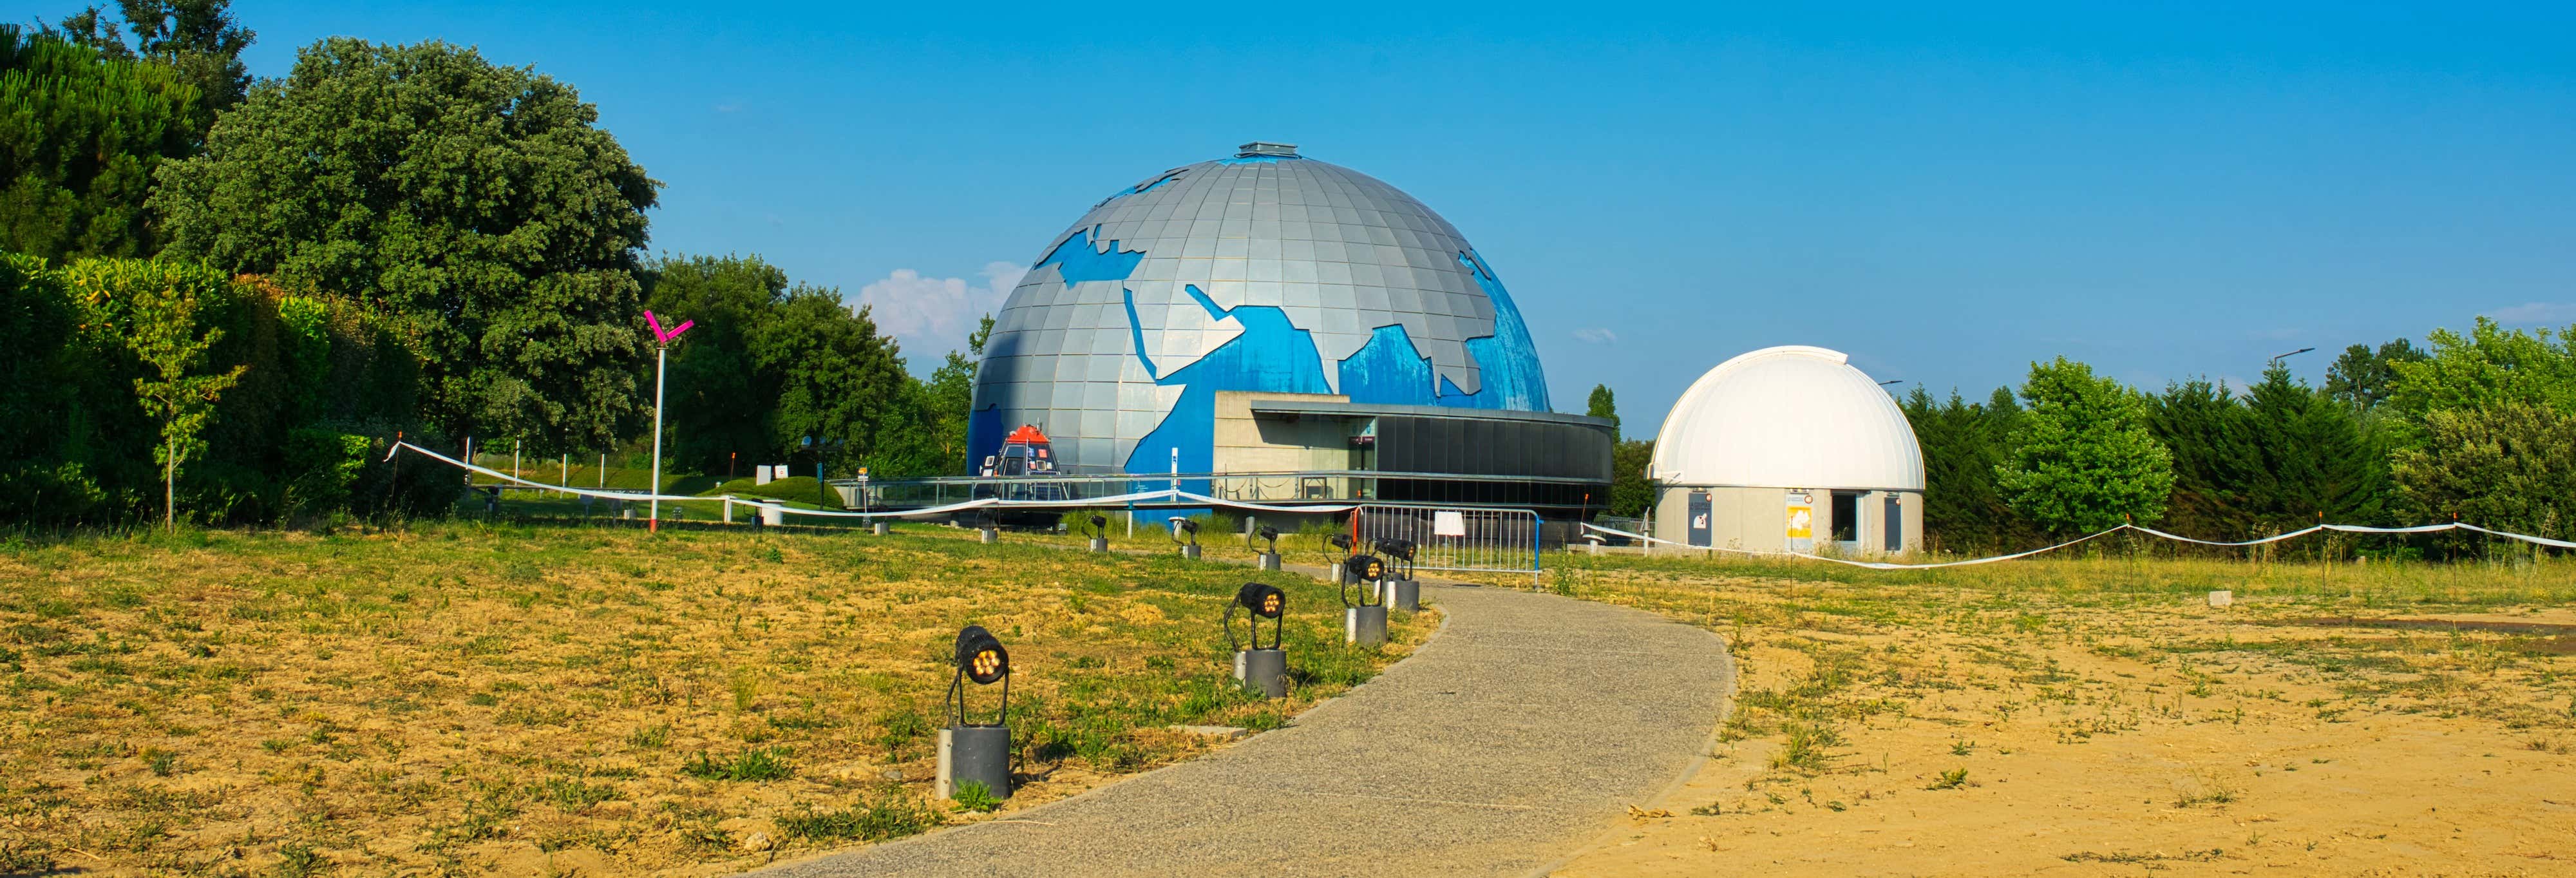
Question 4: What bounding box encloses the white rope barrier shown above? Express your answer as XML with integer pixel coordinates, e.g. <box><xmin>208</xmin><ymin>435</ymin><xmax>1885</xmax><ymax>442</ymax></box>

<box><xmin>1581</xmin><ymin>517</ymin><xmax>2576</xmax><ymax>571</ymax></box>
<box><xmin>386</xmin><ymin>441</ymin><xmax>1361</xmax><ymax>520</ymax></box>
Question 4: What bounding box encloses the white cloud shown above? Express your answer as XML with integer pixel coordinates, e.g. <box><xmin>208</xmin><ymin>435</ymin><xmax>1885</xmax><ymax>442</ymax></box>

<box><xmin>2485</xmin><ymin>301</ymin><xmax>2576</xmax><ymax>325</ymax></box>
<box><xmin>855</xmin><ymin>262</ymin><xmax>1027</xmax><ymax>358</ymax></box>
<box><xmin>1572</xmin><ymin>327</ymin><xmax>1618</xmax><ymax>345</ymax></box>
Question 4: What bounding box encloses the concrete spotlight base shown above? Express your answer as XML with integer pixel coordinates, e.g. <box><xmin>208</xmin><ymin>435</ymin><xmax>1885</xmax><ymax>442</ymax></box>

<box><xmin>1180</xmin><ymin>544</ymin><xmax>1202</xmax><ymax>560</ymax></box>
<box><xmin>1383</xmin><ymin>579</ymin><xmax>1420</xmax><ymax>611</ymax></box>
<box><xmin>979</xmin><ymin>526</ymin><xmax>998</xmax><ymax>544</ymax></box>
<box><xmin>1256</xmin><ymin>551</ymin><xmax>1281</xmax><ymax>571</ymax></box>
<box><xmin>1345</xmin><ymin>605</ymin><xmax>1388</xmax><ymax>647</ymax></box>
<box><xmin>936</xmin><ymin>725</ymin><xmax>1012</xmax><ymax>801</ymax></box>
<box><xmin>1331</xmin><ymin>563</ymin><xmax>1349</xmax><ymax>586</ymax></box>
<box><xmin>871</xmin><ymin>522</ymin><xmax>889</xmax><ymax>536</ymax></box>
<box><xmin>1233</xmin><ymin>648</ymin><xmax>1287</xmax><ymax>698</ymax></box>
<box><xmin>760</xmin><ymin>504</ymin><xmax>785</xmax><ymax>526</ymax></box>
<box><xmin>1089</xmin><ymin>537</ymin><xmax>1109</xmax><ymax>553</ymax></box>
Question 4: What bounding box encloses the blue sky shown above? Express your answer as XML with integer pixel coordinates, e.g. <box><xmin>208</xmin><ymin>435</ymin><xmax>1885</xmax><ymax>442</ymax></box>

<box><xmin>210</xmin><ymin>1</ymin><xmax>2575</xmax><ymax>433</ymax></box>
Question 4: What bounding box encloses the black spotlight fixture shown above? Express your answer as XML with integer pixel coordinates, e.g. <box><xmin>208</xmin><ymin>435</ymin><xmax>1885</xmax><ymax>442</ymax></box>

<box><xmin>1339</xmin><ymin>554</ymin><xmax>1388</xmax><ymax>646</ymax></box>
<box><xmin>1256</xmin><ymin>524</ymin><xmax>1282</xmax><ymax>571</ymax></box>
<box><xmin>939</xmin><ymin>625</ymin><xmax>1012</xmax><ymax>802</ymax></box>
<box><xmin>1326</xmin><ymin>533</ymin><xmax>1355</xmax><ymax>585</ymax></box>
<box><xmin>1168</xmin><ymin>516</ymin><xmax>1202</xmax><ymax>560</ymax></box>
<box><xmin>1373</xmin><ymin>538</ymin><xmax>1421</xmax><ymax>611</ymax></box>
<box><xmin>1225</xmin><ymin>582</ymin><xmax>1289</xmax><ymax>698</ymax></box>
<box><xmin>1086</xmin><ymin>514</ymin><xmax>1110</xmax><ymax>553</ymax></box>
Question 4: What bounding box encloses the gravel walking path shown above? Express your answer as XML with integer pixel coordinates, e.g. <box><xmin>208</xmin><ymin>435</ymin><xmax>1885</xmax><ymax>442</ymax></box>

<box><xmin>762</xmin><ymin>569</ymin><xmax>1733</xmax><ymax>878</ymax></box>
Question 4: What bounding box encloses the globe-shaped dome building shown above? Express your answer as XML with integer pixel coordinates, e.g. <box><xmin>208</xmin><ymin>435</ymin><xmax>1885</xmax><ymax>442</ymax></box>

<box><xmin>969</xmin><ymin>143</ymin><xmax>1589</xmax><ymax>496</ymax></box>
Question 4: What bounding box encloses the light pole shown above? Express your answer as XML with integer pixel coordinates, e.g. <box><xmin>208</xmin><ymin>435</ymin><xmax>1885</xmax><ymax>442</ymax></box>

<box><xmin>645</xmin><ymin>310</ymin><xmax>695</xmax><ymax>530</ymax></box>
<box><xmin>2269</xmin><ymin>347</ymin><xmax>2315</xmax><ymax>366</ymax></box>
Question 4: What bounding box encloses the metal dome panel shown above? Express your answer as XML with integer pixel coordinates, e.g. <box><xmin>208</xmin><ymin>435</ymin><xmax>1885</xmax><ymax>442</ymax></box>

<box><xmin>969</xmin><ymin>149</ymin><xmax>1550</xmax><ymax>475</ymax></box>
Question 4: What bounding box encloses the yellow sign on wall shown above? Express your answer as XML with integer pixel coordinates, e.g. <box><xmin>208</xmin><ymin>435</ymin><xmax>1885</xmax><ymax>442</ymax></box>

<box><xmin>1785</xmin><ymin>491</ymin><xmax>1814</xmax><ymax>542</ymax></box>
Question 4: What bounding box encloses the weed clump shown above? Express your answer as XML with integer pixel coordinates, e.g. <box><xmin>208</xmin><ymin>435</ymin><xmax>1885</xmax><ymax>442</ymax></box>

<box><xmin>774</xmin><ymin>796</ymin><xmax>942</xmax><ymax>841</ymax></box>
<box><xmin>681</xmin><ymin>747</ymin><xmax>793</xmax><ymax>781</ymax></box>
<box><xmin>950</xmin><ymin>779</ymin><xmax>1002</xmax><ymax>812</ymax></box>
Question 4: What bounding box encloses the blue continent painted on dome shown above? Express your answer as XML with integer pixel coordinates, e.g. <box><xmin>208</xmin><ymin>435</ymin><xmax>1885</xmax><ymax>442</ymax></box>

<box><xmin>965</xmin><ymin>148</ymin><xmax>1553</xmax><ymax>475</ymax></box>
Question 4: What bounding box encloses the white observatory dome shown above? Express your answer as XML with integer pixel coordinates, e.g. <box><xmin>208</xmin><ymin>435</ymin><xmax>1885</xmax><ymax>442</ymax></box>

<box><xmin>1648</xmin><ymin>345</ymin><xmax>1925</xmax><ymax>491</ymax></box>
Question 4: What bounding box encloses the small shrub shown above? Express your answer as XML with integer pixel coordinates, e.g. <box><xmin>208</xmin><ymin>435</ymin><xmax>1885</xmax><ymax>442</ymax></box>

<box><xmin>1926</xmin><ymin>768</ymin><xmax>1970</xmax><ymax>790</ymax></box>
<box><xmin>950</xmin><ymin>780</ymin><xmax>1001</xmax><ymax>812</ymax></box>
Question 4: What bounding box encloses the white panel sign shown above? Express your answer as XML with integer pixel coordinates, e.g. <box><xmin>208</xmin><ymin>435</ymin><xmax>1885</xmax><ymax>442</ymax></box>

<box><xmin>1433</xmin><ymin>510</ymin><xmax>1467</xmax><ymax>537</ymax></box>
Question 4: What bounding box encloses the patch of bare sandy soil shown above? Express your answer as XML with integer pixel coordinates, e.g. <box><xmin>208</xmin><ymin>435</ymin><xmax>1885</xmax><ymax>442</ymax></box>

<box><xmin>1492</xmin><ymin>553</ymin><xmax>2576</xmax><ymax>877</ymax></box>
<box><xmin>0</xmin><ymin>524</ymin><xmax>1427</xmax><ymax>876</ymax></box>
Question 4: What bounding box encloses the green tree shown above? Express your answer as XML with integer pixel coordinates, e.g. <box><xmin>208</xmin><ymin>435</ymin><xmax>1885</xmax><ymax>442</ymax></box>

<box><xmin>2240</xmin><ymin>362</ymin><xmax>2387</xmax><ymax>530</ymax></box>
<box><xmin>40</xmin><ymin>6</ymin><xmax>134</xmax><ymax>59</ymax></box>
<box><xmin>0</xmin><ymin>26</ymin><xmax>203</xmax><ymax>258</ymax></box>
<box><xmin>1607</xmin><ymin>439</ymin><xmax>1653</xmax><ymax>518</ymax></box>
<box><xmin>2391</xmin><ymin>403</ymin><xmax>2576</xmax><ymax>540</ymax></box>
<box><xmin>108</xmin><ymin>0</ymin><xmax>254</xmax><ymax>127</ymax></box>
<box><xmin>2386</xmin><ymin>318</ymin><xmax>2576</xmax><ymax>420</ymax></box>
<box><xmin>1995</xmin><ymin>357</ymin><xmax>2174</xmax><ymax>535</ymax></box>
<box><xmin>1585</xmin><ymin>383</ymin><xmax>1619</xmax><ymax>441</ymax></box>
<box><xmin>1903</xmin><ymin>386</ymin><xmax>2031</xmax><ymax>551</ymax></box>
<box><xmin>751</xmin><ymin>292</ymin><xmax>911</xmax><ymax>475</ymax></box>
<box><xmin>2148</xmin><ymin>377</ymin><xmax>2255</xmax><ymax>537</ymax></box>
<box><xmin>98</xmin><ymin>258</ymin><xmax>245</xmax><ymax>529</ymax></box>
<box><xmin>2323</xmin><ymin>338</ymin><xmax>2425</xmax><ymax>411</ymax></box>
<box><xmin>641</xmin><ymin>254</ymin><xmax>787</xmax><ymax>476</ymax></box>
<box><xmin>151</xmin><ymin>37</ymin><xmax>659</xmax><ymax>453</ymax></box>
<box><xmin>912</xmin><ymin>312</ymin><xmax>992</xmax><ymax>476</ymax></box>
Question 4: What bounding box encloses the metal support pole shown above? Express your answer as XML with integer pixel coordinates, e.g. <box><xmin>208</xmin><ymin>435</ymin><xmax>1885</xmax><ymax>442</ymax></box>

<box><xmin>649</xmin><ymin>345</ymin><xmax>666</xmax><ymax>530</ymax></box>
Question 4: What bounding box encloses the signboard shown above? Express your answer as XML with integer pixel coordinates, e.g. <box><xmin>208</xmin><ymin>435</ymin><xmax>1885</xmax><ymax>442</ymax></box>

<box><xmin>1785</xmin><ymin>491</ymin><xmax>1814</xmax><ymax>553</ymax></box>
<box><xmin>1687</xmin><ymin>491</ymin><xmax>1712</xmax><ymax>548</ymax></box>
<box><xmin>1433</xmin><ymin>510</ymin><xmax>1466</xmax><ymax>537</ymax></box>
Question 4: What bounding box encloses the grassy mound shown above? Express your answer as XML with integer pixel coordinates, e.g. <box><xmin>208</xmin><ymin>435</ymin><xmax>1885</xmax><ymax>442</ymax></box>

<box><xmin>703</xmin><ymin>475</ymin><xmax>843</xmax><ymax>508</ymax></box>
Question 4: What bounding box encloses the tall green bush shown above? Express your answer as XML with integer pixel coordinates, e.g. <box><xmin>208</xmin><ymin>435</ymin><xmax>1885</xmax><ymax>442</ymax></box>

<box><xmin>1995</xmin><ymin>357</ymin><xmax>2174</xmax><ymax>535</ymax></box>
<box><xmin>2391</xmin><ymin>403</ymin><xmax>2576</xmax><ymax>540</ymax></box>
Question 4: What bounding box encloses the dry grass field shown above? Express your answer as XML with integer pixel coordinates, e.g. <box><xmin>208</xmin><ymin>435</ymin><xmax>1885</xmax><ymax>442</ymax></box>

<box><xmin>0</xmin><ymin>522</ymin><xmax>1430</xmax><ymax>877</ymax></box>
<box><xmin>1473</xmin><ymin>548</ymin><xmax>2576</xmax><ymax>877</ymax></box>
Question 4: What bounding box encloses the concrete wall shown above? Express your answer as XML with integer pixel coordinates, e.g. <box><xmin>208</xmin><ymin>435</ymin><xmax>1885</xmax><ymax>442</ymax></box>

<box><xmin>1211</xmin><ymin>391</ymin><xmax>1352</xmax><ymax>472</ymax></box>
<box><xmin>1208</xmin><ymin>391</ymin><xmax>1356</xmax><ymax>501</ymax></box>
<box><xmin>1651</xmin><ymin>485</ymin><xmax>1922</xmax><ymax>558</ymax></box>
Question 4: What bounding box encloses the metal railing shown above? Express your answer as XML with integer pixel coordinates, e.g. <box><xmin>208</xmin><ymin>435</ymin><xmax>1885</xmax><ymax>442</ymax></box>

<box><xmin>1354</xmin><ymin>504</ymin><xmax>1542</xmax><ymax>577</ymax></box>
<box><xmin>828</xmin><ymin>470</ymin><xmax>1600</xmax><ymax>511</ymax></box>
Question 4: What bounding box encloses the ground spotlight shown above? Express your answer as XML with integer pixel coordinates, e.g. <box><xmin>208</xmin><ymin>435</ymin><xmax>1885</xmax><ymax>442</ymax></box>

<box><xmin>1168</xmin><ymin>516</ymin><xmax>1202</xmax><ymax>560</ymax></box>
<box><xmin>1225</xmin><ymin>582</ymin><xmax>1288</xmax><ymax>698</ymax></box>
<box><xmin>1373</xmin><ymin>538</ymin><xmax>1420</xmax><ymax>611</ymax></box>
<box><xmin>938</xmin><ymin>625</ymin><xmax>1012</xmax><ymax>801</ymax></box>
<box><xmin>1340</xmin><ymin>554</ymin><xmax>1387</xmax><ymax>646</ymax></box>
<box><xmin>1086</xmin><ymin>514</ymin><xmax>1110</xmax><ymax>553</ymax></box>
<box><xmin>1256</xmin><ymin>524</ymin><xmax>1282</xmax><ymax>571</ymax></box>
<box><xmin>1327</xmin><ymin>533</ymin><xmax>1354</xmax><ymax>585</ymax></box>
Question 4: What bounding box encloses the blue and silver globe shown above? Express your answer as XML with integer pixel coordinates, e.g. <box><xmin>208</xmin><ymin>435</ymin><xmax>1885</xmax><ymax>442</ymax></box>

<box><xmin>968</xmin><ymin>142</ymin><xmax>1551</xmax><ymax>475</ymax></box>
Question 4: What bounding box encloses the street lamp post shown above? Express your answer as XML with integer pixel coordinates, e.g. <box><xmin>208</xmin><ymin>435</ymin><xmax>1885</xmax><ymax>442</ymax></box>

<box><xmin>644</xmin><ymin>310</ymin><xmax>695</xmax><ymax>530</ymax></box>
<box><xmin>2269</xmin><ymin>347</ymin><xmax>2315</xmax><ymax>366</ymax></box>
